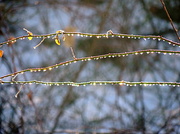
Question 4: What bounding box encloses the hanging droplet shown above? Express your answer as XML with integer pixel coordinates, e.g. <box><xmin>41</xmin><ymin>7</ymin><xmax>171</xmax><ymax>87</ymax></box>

<box><xmin>48</xmin><ymin>68</ymin><xmax>52</xmax><ymax>70</ymax></box>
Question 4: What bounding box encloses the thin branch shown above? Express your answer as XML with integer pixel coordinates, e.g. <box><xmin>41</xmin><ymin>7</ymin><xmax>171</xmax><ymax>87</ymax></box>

<box><xmin>159</xmin><ymin>0</ymin><xmax>180</xmax><ymax>41</ymax></box>
<box><xmin>1</xmin><ymin>80</ymin><xmax>180</xmax><ymax>87</ymax></box>
<box><xmin>15</xmin><ymin>85</ymin><xmax>23</xmax><ymax>98</ymax></box>
<box><xmin>70</xmin><ymin>47</ymin><xmax>76</xmax><ymax>59</ymax></box>
<box><xmin>0</xmin><ymin>49</ymin><xmax>180</xmax><ymax>80</ymax></box>
<box><xmin>0</xmin><ymin>31</ymin><xmax>180</xmax><ymax>47</ymax></box>
<box><xmin>33</xmin><ymin>37</ymin><xmax>47</xmax><ymax>49</ymax></box>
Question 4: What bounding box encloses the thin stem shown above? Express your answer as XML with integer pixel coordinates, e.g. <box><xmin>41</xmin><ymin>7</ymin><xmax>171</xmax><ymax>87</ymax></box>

<box><xmin>0</xmin><ymin>31</ymin><xmax>180</xmax><ymax>47</ymax></box>
<box><xmin>0</xmin><ymin>49</ymin><xmax>180</xmax><ymax>80</ymax></box>
<box><xmin>159</xmin><ymin>0</ymin><xmax>180</xmax><ymax>41</ymax></box>
<box><xmin>1</xmin><ymin>80</ymin><xmax>180</xmax><ymax>87</ymax></box>
<box><xmin>70</xmin><ymin>47</ymin><xmax>76</xmax><ymax>59</ymax></box>
<box><xmin>33</xmin><ymin>37</ymin><xmax>47</xmax><ymax>49</ymax></box>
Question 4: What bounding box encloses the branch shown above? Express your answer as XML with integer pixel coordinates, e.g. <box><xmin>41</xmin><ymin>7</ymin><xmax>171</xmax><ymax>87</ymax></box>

<box><xmin>159</xmin><ymin>0</ymin><xmax>180</xmax><ymax>41</ymax></box>
<box><xmin>0</xmin><ymin>80</ymin><xmax>180</xmax><ymax>87</ymax></box>
<box><xmin>0</xmin><ymin>31</ymin><xmax>180</xmax><ymax>47</ymax></box>
<box><xmin>0</xmin><ymin>49</ymin><xmax>179</xmax><ymax>80</ymax></box>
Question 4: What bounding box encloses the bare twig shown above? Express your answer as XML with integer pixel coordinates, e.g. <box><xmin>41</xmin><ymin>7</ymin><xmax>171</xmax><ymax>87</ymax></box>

<box><xmin>1</xmin><ymin>80</ymin><xmax>180</xmax><ymax>87</ymax></box>
<box><xmin>159</xmin><ymin>0</ymin><xmax>180</xmax><ymax>41</ymax></box>
<box><xmin>0</xmin><ymin>31</ymin><xmax>180</xmax><ymax>47</ymax></box>
<box><xmin>70</xmin><ymin>47</ymin><xmax>76</xmax><ymax>59</ymax></box>
<box><xmin>33</xmin><ymin>37</ymin><xmax>47</xmax><ymax>49</ymax></box>
<box><xmin>0</xmin><ymin>49</ymin><xmax>180</xmax><ymax>80</ymax></box>
<box><xmin>15</xmin><ymin>85</ymin><xmax>23</xmax><ymax>98</ymax></box>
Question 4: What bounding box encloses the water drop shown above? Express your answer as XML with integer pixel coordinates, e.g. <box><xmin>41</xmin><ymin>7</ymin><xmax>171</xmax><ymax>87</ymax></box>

<box><xmin>48</xmin><ymin>68</ymin><xmax>52</xmax><ymax>70</ymax></box>
<box><xmin>119</xmin><ymin>83</ymin><xmax>123</xmax><ymax>86</ymax></box>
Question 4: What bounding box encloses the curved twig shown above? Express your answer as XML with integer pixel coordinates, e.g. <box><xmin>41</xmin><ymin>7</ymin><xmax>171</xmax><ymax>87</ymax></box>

<box><xmin>0</xmin><ymin>49</ymin><xmax>180</xmax><ymax>80</ymax></box>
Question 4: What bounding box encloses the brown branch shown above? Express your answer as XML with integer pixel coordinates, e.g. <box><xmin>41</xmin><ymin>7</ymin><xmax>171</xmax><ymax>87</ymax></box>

<box><xmin>0</xmin><ymin>49</ymin><xmax>180</xmax><ymax>80</ymax></box>
<box><xmin>159</xmin><ymin>0</ymin><xmax>180</xmax><ymax>41</ymax></box>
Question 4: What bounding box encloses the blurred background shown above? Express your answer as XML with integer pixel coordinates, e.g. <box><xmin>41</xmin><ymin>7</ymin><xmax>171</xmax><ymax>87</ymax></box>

<box><xmin>0</xmin><ymin>0</ymin><xmax>180</xmax><ymax>133</ymax></box>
